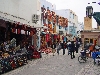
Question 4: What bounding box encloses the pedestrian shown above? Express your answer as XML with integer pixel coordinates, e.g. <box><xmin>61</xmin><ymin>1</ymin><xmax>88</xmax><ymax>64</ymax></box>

<box><xmin>62</xmin><ymin>41</ymin><xmax>66</xmax><ymax>55</ymax></box>
<box><xmin>70</xmin><ymin>41</ymin><xmax>75</xmax><ymax>59</ymax></box>
<box><xmin>51</xmin><ymin>42</ymin><xmax>56</xmax><ymax>56</ymax></box>
<box><xmin>56</xmin><ymin>42</ymin><xmax>61</xmax><ymax>55</ymax></box>
<box><xmin>67</xmin><ymin>40</ymin><xmax>71</xmax><ymax>55</ymax></box>
<box><xmin>75</xmin><ymin>41</ymin><xmax>79</xmax><ymax>53</ymax></box>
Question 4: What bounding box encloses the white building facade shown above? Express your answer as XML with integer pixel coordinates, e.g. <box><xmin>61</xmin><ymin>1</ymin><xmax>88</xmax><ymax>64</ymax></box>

<box><xmin>0</xmin><ymin>0</ymin><xmax>42</xmax><ymax>49</ymax></box>
<box><xmin>76</xmin><ymin>22</ymin><xmax>84</xmax><ymax>37</ymax></box>
<box><xmin>0</xmin><ymin>0</ymin><xmax>41</xmax><ymax>27</ymax></box>
<box><xmin>56</xmin><ymin>9</ymin><xmax>78</xmax><ymax>40</ymax></box>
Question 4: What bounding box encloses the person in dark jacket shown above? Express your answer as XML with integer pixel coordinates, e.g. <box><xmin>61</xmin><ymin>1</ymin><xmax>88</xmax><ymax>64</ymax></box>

<box><xmin>62</xmin><ymin>41</ymin><xmax>66</xmax><ymax>55</ymax></box>
<box><xmin>51</xmin><ymin>42</ymin><xmax>56</xmax><ymax>56</ymax></box>
<box><xmin>75</xmin><ymin>42</ymin><xmax>79</xmax><ymax>53</ymax></box>
<box><xmin>56</xmin><ymin>42</ymin><xmax>61</xmax><ymax>55</ymax></box>
<box><xmin>67</xmin><ymin>40</ymin><xmax>71</xmax><ymax>55</ymax></box>
<box><xmin>70</xmin><ymin>41</ymin><xmax>75</xmax><ymax>59</ymax></box>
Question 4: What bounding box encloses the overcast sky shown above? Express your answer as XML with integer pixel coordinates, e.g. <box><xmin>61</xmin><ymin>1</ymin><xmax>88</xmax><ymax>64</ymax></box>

<box><xmin>46</xmin><ymin>0</ymin><xmax>100</xmax><ymax>28</ymax></box>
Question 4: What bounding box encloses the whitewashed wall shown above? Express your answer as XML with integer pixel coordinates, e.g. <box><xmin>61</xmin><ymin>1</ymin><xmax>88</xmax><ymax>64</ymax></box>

<box><xmin>0</xmin><ymin>0</ymin><xmax>41</xmax><ymax>27</ymax></box>
<box><xmin>40</xmin><ymin>0</ymin><xmax>56</xmax><ymax>11</ymax></box>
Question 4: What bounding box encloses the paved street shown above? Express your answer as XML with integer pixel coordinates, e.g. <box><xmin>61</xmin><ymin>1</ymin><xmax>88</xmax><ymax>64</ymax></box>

<box><xmin>2</xmin><ymin>49</ymin><xmax>100</xmax><ymax>75</ymax></box>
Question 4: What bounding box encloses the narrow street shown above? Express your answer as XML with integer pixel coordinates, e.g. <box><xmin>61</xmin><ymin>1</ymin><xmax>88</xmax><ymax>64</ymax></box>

<box><xmin>3</xmin><ymin>49</ymin><xmax>99</xmax><ymax>75</ymax></box>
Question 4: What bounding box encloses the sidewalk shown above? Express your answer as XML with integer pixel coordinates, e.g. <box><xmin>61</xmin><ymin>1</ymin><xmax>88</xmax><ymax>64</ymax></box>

<box><xmin>76</xmin><ymin>61</ymin><xmax>100</xmax><ymax>75</ymax></box>
<box><xmin>3</xmin><ymin>48</ymin><xmax>100</xmax><ymax>75</ymax></box>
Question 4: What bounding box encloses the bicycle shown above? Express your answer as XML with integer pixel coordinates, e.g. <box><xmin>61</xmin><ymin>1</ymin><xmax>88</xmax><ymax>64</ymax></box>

<box><xmin>78</xmin><ymin>49</ymin><xmax>89</xmax><ymax>63</ymax></box>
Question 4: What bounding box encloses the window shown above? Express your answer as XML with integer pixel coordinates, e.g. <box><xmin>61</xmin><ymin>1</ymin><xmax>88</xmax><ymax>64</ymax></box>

<box><xmin>43</xmin><ymin>5</ymin><xmax>45</xmax><ymax>7</ymax></box>
<box><xmin>70</xmin><ymin>12</ymin><xmax>72</xmax><ymax>18</ymax></box>
<box><xmin>73</xmin><ymin>14</ymin><xmax>74</xmax><ymax>19</ymax></box>
<box><xmin>90</xmin><ymin>39</ymin><xmax>93</xmax><ymax>43</ymax></box>
<box><xmin>47</xmin><ymin>7</ymin><xmax>49</xmax><ymax>10</ymax></box>
<box><xmin>59</xmin><ymin>26</ymin><xmax>62</xmax><ymax>29</ymax></box>
<box><xmin>65</xmin><ymin>27</ymin><xmax>68</xmax><ymax>30</ymax></box>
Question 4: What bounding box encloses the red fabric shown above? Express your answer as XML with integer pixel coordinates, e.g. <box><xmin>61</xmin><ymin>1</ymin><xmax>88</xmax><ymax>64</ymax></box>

<box><xmin>94</xmin><ymin>40</ymin><xmax>96</xmax><ymax>46</ymax></box>
<box><xmin>17</xmin><ymin>29</ymin><xmax>21</xmax><ymax>34</ymax></box>
<box><xmin>54</xmin><ymin>35</ymin><xmax>56</xmax><ymax>39</ymax></box>
<box><xmin>30</xmin><ymin>31</ymin><xmax>33</xmax><ymax>36</ymax></box>
<box><xmin>46</xmin><ymin>34</ymin><xmax>49</xmax><ymax>42</ymax></box>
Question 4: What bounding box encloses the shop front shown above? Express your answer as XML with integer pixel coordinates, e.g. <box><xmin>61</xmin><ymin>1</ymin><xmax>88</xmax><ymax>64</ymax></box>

<box><xmin>81</xmin><ymin>30</ymin><xmax>100</xmax><ymax>47</ymax></box>
<box><xmin>0</xmin><ymin>17</ymin><xmax>41</xmax><ymax>74</ymax></box>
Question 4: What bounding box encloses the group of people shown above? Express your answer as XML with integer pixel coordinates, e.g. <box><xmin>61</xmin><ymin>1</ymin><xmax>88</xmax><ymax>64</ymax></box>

<box><xmin>51</xmin><ymin>40</ymin><xmax>80</xmax><ymax>59</ymax></box>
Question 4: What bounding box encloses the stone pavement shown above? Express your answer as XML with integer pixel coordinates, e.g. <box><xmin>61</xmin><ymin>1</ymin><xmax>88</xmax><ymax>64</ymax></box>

<box><xmin>2</xmin><ymin>49</ymin><xmax>100</xmax><ymax>75</ymax></box>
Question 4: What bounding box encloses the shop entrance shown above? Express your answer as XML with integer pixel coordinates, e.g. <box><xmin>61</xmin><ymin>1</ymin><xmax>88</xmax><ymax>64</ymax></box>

<box><xmin>0</xmin><ymin>26</ymin><xmax>6</xmax><ymax>43</ymax></box>
<box><xmin>84</xmin><ymin>38</ymin><xmax>98</xmax><ymax>46</ymax></box>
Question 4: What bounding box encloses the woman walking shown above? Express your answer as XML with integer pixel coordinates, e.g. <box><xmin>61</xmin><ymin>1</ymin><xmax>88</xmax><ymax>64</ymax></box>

<box><xmin>57</xmin><ymin>42</ymin><xmax>61</xmax><ymax>55</ymax></box>
<box><xmin>51</xmin><ymin>42</ymin><xmax>56</xmax><ymax>56</ymax></box>
<box><xmin>70</xmin><ymin>41</ymin><xmax>75</xmax><ymax>59</ymax></box>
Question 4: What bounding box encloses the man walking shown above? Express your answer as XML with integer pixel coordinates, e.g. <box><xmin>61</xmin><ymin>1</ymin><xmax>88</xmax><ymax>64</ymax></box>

<box><xmin>62</xmin><ymin>41</ymin><xmax>66</xmax><ymax>55</ymax></box>
<box><xmin>67</xmin><ymin>40</ymin><xmax>71</xmax><ymax>55</ymax></box>
<box><xmin>70</xmin><ymin>41</ymin><xmax>75</xmax><ymax>59</ymax></box>
<box><xmin>75</xmin><ymin>41</ymin><xmax>80</xmax><ymax>53</ymax></box>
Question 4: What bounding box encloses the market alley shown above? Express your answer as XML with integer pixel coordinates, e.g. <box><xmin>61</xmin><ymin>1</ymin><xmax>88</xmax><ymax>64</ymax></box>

<box><xmin>3</xmin><ymin>49</ymin><xmax>99</xmax><ymax>75</ymax></box>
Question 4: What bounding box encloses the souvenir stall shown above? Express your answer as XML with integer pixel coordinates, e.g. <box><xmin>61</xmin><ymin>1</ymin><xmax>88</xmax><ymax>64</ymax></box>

<box><xmin>40</xmin><ymin>7</ymin><xmax>53</xmax><ymax>54</ymax></box>
<box><xmin>0</xmin><ymin>18</ymin><xmax>41</xmax><ymax>74</ymax></box>
<box><xmin>40</xmin><ymin>31</ymin><xmax>46</xmax><ymax>49</ymax></box>
<box><xmin>57</xmin><ymin>34</ymin><xmax>60</xmax><ymax>42</ymax></box>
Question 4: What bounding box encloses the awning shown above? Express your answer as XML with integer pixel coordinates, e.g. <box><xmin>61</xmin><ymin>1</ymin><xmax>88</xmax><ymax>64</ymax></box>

<box><xmin>93</xmin><ymin>12</ymin><xmax>100</xmax><ymax>25</ymax></box>
<box><xmin>0</xmin><ymin>11</ymin><xmax>44</xmax><ymax>29</ymax></box>
<box><xmin>0</xmin><ymin>11</ymin><xmax>30</xmax><ymax>25</ymax></box>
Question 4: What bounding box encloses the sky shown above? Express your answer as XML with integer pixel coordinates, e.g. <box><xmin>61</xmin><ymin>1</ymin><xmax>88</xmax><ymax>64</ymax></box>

<box><xmin>46</xmin><ymin>0</ymin><xmax>100</xmax><ymax>28</ymax></box>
